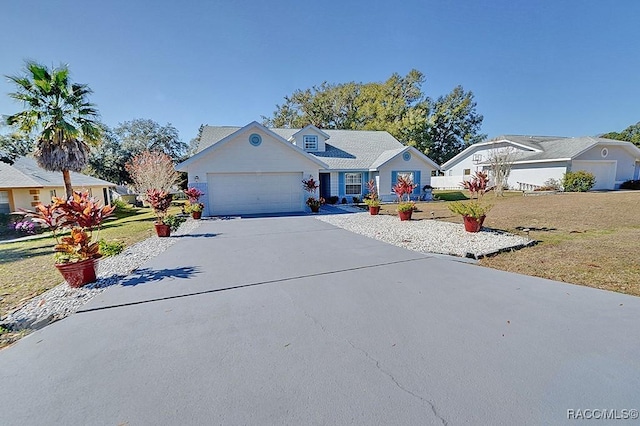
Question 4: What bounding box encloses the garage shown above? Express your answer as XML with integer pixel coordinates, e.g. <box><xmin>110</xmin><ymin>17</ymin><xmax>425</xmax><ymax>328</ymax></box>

<box><xmin>571</xmin><ymin>160</ymin><xmax>616</xmax><ymax>190</ymax></box>
<box><xmin>207</xmin><ymin>172</ymin><xmax>304</xmax><ymax>215</ymax></box>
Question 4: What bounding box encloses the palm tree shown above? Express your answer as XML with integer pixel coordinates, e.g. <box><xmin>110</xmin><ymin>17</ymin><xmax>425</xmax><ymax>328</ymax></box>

<box><xmin>5</xmin><ymin>62</ymin><xmax>101</xmax><ymax>198</ymax></box>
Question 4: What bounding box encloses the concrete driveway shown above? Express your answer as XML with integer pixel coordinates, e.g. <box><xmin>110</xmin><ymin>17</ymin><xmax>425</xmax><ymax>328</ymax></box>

<box><xmin>1</xmin><ymin>216</ymin><xmax>639</xmax><ymax>425</ymax></box>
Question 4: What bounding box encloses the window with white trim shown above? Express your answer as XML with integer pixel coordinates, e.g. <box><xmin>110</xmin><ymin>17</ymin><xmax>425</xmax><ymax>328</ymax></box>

<box><xmin>345</xmin><ymin>173</ymin><xmax>362</xmax><ymax>195</ymax></box>
<box><xmin>0</xmin><ymin>191</ymin><xmax>10</xmax><ymax>214</ymax></box>
<box><xmin>397</xmin><ymin>171</ymin><xmax>414</xmax><ymax>183</ymax></box>
<box><xmin>463</xmin><ymin>169</ymin><xmax>471</xmax><ymax>176</ymax></box>
<box><xmin>303</xmin><ymin>135</ymin><xmax>318</xmax><ymax>150</ymax></box>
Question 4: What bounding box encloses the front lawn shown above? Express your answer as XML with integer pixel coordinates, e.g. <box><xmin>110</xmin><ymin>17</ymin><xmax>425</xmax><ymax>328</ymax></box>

<box><xmin>0</xmin><ymin>205</ymin><xmax>183</xmax><ymax>318</ymax></box>
<box><xmin>378</xmin><ymin>191</ymin><xmax>640</xmax><ymax>296</ymax></box>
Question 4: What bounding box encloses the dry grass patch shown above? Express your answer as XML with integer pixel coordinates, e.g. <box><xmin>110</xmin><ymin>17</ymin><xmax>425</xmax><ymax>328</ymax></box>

<box><xmin>378</xmin><ymin>191</ymin><xmax>640</xmax><ymax>295</ymax></box>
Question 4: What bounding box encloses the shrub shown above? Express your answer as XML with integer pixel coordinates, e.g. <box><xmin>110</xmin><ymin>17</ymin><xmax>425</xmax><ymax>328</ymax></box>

<box><xmin>535</xmin><ymin>178</ymin><xmax>563</xmax><ymax>191</ymax></box>
<box><xmin>111</xmin><ymin>198</ymin><xmax>129</xmax><ymax>211</ymax></box>
<box><xmin>352</xmin><ymin>197</ymin><xmax>360</xmax><ymax>204</ymax></box>
<box><xmin>397</xmin><ymin>201</ymin><xmax>416</xmax><ymax>212</ymax></box>
<box><xmin>326</xmin><ymin>196</ymin><xmax>339</xmax><ymax>204</ymax></box>
<box><xmin>13</xmin><ymin>220</ymin><xmax>36</xmax><ymax>235</ymax></box>
<box><xmin>99</xmin><ymin>239</ymin><xmax>126</xmax><ymax>257</ymax></box>
<box><xmin>620</xmin><ymin>180</ymin><xmax>640</xmax><ymax>190</ymax></box>
<box><xmin>164</xmin><ymin>214</ymin><xmax>186</xmax><ymax>232</ymax></box>
<box><xmin>448</xmin><ymin>201</ymin><xmax>492</xmax><ymax>219</ymax></box>
<box><xmin>563</xmin><ymin>171</ymin><xmax>596</xmax><ymax>192</ymax></box>
<box><xmin>341</xmin><ymin>197</ymin><xmax>347</xmax><ymax>204</ymax></box>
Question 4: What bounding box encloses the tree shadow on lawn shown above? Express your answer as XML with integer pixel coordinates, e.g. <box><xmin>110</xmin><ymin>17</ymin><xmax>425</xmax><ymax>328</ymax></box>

<box><xmin>88</xmin><ymin>266</ymin><xmax>200</xmax><ymax>289</ymax></box>
<box><xmin>0</xmin><ymin>243</ymin><xmax>55</xmax><ymax>264</ymax></box>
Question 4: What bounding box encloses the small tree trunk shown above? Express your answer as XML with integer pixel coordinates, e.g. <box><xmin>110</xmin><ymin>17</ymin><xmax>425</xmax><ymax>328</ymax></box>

<box><xmin>62</xmin><ymin>169</ymin><xmax>74</xmax><ymax>199</ymax></box>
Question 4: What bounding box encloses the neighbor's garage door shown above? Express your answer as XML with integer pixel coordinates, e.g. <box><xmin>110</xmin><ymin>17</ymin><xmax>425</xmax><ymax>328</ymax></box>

<box><xmin>207</xmin><ymin>172</ymin><xmax>304</xmax><ymax>215</ymax></box>
<box><xmin>572</xmin><ymin>161</ymin><xmax>616</xmax><ymax>190</ymax></box>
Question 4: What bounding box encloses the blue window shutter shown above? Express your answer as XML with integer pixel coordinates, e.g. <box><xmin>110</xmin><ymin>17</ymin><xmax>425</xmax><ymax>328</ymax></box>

<box><xmin>391</xmin><ymin>171</ymin><xmax>398</xmax><ymax>191</ymax></box>
<box><xmin>413</xmin><ymin>171</ymin><xmax>421</xmax><ymax>194</ymax></box>
<box><xmin>363</xmin><ymin>172</ymin><xmax>369</xmax><ymax>194</ymax></box>
<box><xmin>338</xmin><ymin>172</ymin><xmax>345</xmax><ymax>198</ymax></box>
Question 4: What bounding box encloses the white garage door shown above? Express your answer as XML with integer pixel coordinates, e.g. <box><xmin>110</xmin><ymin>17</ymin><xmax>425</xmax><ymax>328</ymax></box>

<box><xmin>207</xmin><ymin>172</ymin><xmax>304</xmax><ymax>215</ymax></box>
<box><xmin>572</xmin><ymin>161</ymin><xmax>616</xmax><ymax>190</ymax></box>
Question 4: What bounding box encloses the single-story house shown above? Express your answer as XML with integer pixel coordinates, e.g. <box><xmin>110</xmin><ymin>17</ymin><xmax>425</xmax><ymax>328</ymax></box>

<box><xmin>0</xmin><ymin>157</ymin><xmax>116</xmax><ymax>214</ymax></box>
<box><xmin>432</xmin><ymin>135</ymin><xmax>640</xmax><ymax>191</ymax></box>
<box><xmin>176</xmin><ymin>121</ymin><xmax>440</xmax><ymax>216</ymax></box>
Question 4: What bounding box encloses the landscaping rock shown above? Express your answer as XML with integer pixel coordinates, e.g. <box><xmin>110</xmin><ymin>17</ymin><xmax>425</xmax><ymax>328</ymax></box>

<box><xmin>316</xmin><ymin>213</ymin><xmax>534</xmax><ymax>259</ymax></box>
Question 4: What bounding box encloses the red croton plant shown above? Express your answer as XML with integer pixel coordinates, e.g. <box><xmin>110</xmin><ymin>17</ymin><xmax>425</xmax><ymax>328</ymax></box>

<box><xmin>183</xmin><ymin>187</ymin><xmax>204</xmax><ymax>213</ymax></box>
<box><xmin>302</xmin><ymin>176</ymin><xmax>324</xmax><ymax>208</ymax></box>
<box><xmin>146</xmin><ymin>189</ymin><xmax>173</xmax><ymax>224</ymax></box>
<box><xmin>393</xmin><ymin>175</ymin><xmax>418</xmax><ymax>212</ymax></box>
<box><xmin>462</xmin><ymin>171</ymin><xmax>490</xmax><ymax>200</ymax></box>
<box><xmin>29</xmin><ymin>191</ymin><xmax>115</xmax><ymax>263</ymax></box>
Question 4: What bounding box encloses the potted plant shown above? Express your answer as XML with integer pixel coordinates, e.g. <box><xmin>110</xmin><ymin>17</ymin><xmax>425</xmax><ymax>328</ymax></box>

<box><xmin>306</xmin><ymin>196</ymin><xmax>325</xmax><ymax>213</ymax></box>
<box><xmin>28</xmin><ymin>191</ymin><xmax>115</xmax><ymax>287</ymax></box>
<box><xmin>302</xmin><ymin>175</ymin><xmax>323</xmax><ymax>213</ymax></box>
<box><xmin>393</xmin><ymin>175</ymin><xmax>417</xmax><ymax>221</ymax></box>
<box><xmin>183</xmin><ymin>187</ymin><xmax>204</xmax><ymax>219</ymax></box>
<box><xmin>448</xmin><ymin>201</ymin><xmax>492</xmax><ymax>232</ymax></box>
<box><xmin>448</xmin><ymin>171</ymin><xmax>492</xmax><ymax>232</ymax></box>
<box><xmin>146</xmin><ymin>188</ymin><xmax>174</xmax><ymax>237</ymax></box>
<box><xmin>364</xmin><ymin>179</ymin><xmax>381</xmax><ymax>215</ymax></box>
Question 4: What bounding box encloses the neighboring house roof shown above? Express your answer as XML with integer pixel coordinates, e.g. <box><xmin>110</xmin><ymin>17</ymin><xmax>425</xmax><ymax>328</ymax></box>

<box><xmin>195</xmin><ymin>124</ymin><xmax>439</xmax><ymax>171</ymax></box>
<box><xmin>0</xmin><ymin>157</ymin><xmax>116</xmax><ymax>188</ymax></box>
<box><xmin>442</xmin><ymin>135</ymin><xmax>640</xmax><ymax>169</ymax></box>
<box><xmin>178</xmin><ymin>121</ymin><xmax>329</xmax><ymax>170</ymax></box>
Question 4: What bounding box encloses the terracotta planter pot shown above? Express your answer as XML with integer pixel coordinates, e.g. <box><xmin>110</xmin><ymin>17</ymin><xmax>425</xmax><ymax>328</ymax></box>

<box><xmin>155</xmin><ymin>223</ymin><xmax>171</xmax><ymax>237</ymax></box>
<box><xmin>398</xmin><ymin>210</ymin><xmax>413</xmax><ymax>221</ymax></box>
<box><xmin>369</xmin><ymin>206</ymin><xmax>380</xmax><ymax>215</ymax></box>
<box><xmin>55</xmin><ymin>258</ymin><xmax>98</xmax><ymax>288</ymax></box>
<box><xmin>310</xmin><ymin>205</ymin><xmax>320</xmax><ymax>213</ymax></box>
<box><xmin>463</xmin><ymin>215</ymin><xmax>486</xmax><ymax>233</ymax></box>
<box><xmin>191</xmin><ymin>211</ymin><xmax>202</xmax><ymax>220</ymax></box>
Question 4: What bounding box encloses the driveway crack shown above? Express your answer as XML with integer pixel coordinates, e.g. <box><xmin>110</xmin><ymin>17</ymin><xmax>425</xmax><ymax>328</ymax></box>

<box><xmin>285</xmin><ymin>291</ymin><xmax>447</xmax><ymax>425</ymax></box>
<box><xmin>344</xmin><ymin>338</ymin><xmax>448</xmax><ymax>426</ymax></box>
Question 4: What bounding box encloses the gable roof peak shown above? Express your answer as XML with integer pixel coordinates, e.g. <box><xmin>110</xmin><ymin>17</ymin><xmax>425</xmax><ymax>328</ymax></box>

<box><xmin>291</xmin><ymin>124</ymin><xmax>330</xmax><ymax>140</ymax></box>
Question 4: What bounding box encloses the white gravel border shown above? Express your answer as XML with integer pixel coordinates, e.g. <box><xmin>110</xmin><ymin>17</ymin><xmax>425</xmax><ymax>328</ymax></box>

<box><xmin>1</xmin><ymin>219</ymin><xmax>202</xmax><ymax>332</ymax></box>
<box><xmin>316</xmin><ymin>212</ymin><xmax>534</xmax><ymax>259</ymax></box>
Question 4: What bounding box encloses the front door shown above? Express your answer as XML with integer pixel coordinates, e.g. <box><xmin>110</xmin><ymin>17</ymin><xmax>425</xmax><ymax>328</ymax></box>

<box><xmin>319</xmin><ymin>173</ymin><xmax>331</xmax><ymax>199</ymax></box>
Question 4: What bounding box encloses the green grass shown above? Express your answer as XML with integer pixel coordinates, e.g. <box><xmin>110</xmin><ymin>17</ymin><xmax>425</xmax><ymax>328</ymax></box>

<box><xmin>433</xmin><ymin>191</ymin><xmax>469</xmax><ymax>201</ymax></box>
<box><xmin>0</xmin><ymin>204</ymin><xmax>183</xmax><ymax>318</ymax></box>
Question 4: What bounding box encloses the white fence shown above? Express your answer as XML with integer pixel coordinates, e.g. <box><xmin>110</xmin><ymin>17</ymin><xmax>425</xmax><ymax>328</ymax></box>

<box><xmin>431</xmin><ymin>175</ymin><xmax>468</xmax><ymax>190</ymax></box>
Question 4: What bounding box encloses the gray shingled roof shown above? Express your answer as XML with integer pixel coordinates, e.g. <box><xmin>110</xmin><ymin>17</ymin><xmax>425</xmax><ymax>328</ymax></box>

<box><xmin>0</xmin><ymin>157</ymin><xmax>116</xmax><ymax>188</ymax></box>
<box><xmin>0</xmin><ymin>160</ymin><xmax>43</xmax><ymax>188</ymax></box>
<box><xmin>497</xmin><ymin>136</ymin><xmax>615</xmax><ymax>163</ymax></box>
<box><xmin>197</xmin><ymin>126</ymin><xmax>408</xmax><ymax>170</ymax></box>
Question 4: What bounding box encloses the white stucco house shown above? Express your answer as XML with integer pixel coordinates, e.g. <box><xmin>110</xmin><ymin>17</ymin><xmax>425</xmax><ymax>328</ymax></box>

<box><xmin>0</xmin><ymin>157</ymin><xmax>116</xmax><ymax>214</ymax></box>
<box><xmin>432</xmin><ymin>135</ymin><xmax>640</xmax><ymax>191</ymax></box>
<box><xmin>176</xmin><ymin>121</ymin><xmax>439</xmax><ymax>216</ymax></box>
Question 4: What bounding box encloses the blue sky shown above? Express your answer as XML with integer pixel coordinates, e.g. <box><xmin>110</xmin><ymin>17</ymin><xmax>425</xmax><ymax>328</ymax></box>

<box><xmin>1</xmin><ymin>0</ymin><xmax>638</xmax><ymax>143</ymax></box>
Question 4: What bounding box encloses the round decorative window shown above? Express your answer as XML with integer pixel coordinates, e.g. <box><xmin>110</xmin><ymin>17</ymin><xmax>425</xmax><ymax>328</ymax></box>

<box><xmin>601</xmin><ymin>148</ymin><xmax>608</xmax><ymax>158</ymax></box>
<box><xmin>249</xmin><ymin>133</ymin><xmax>262</xmax><ymax>146</ymax></box>
<box><xmin>402</xmin><ymin>151</ymin><xmax>411</xmax><ymax>161</ymax></box>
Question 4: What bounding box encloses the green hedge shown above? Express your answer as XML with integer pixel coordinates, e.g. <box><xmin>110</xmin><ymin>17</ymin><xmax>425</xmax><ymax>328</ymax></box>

<box><xmin>563</xmin><ymin>170</ymin><xmax>596</xmax><ymax>192</ymax></box>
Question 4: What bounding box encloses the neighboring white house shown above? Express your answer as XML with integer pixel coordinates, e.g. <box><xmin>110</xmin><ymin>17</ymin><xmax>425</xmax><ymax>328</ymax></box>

<box><xmin>176</xmin><ymin>121</ymin><xmax>440</xmax><ymax>216</ymax></box>
<box><xmin>0</xmin><ymin>157</ymin><xmax>116</xmax><ymax>214</ymax></box>
<box><xmin>432</xmin><ymin>135</ymin><xmax>640</xmax><ymax>191</ymax></box>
